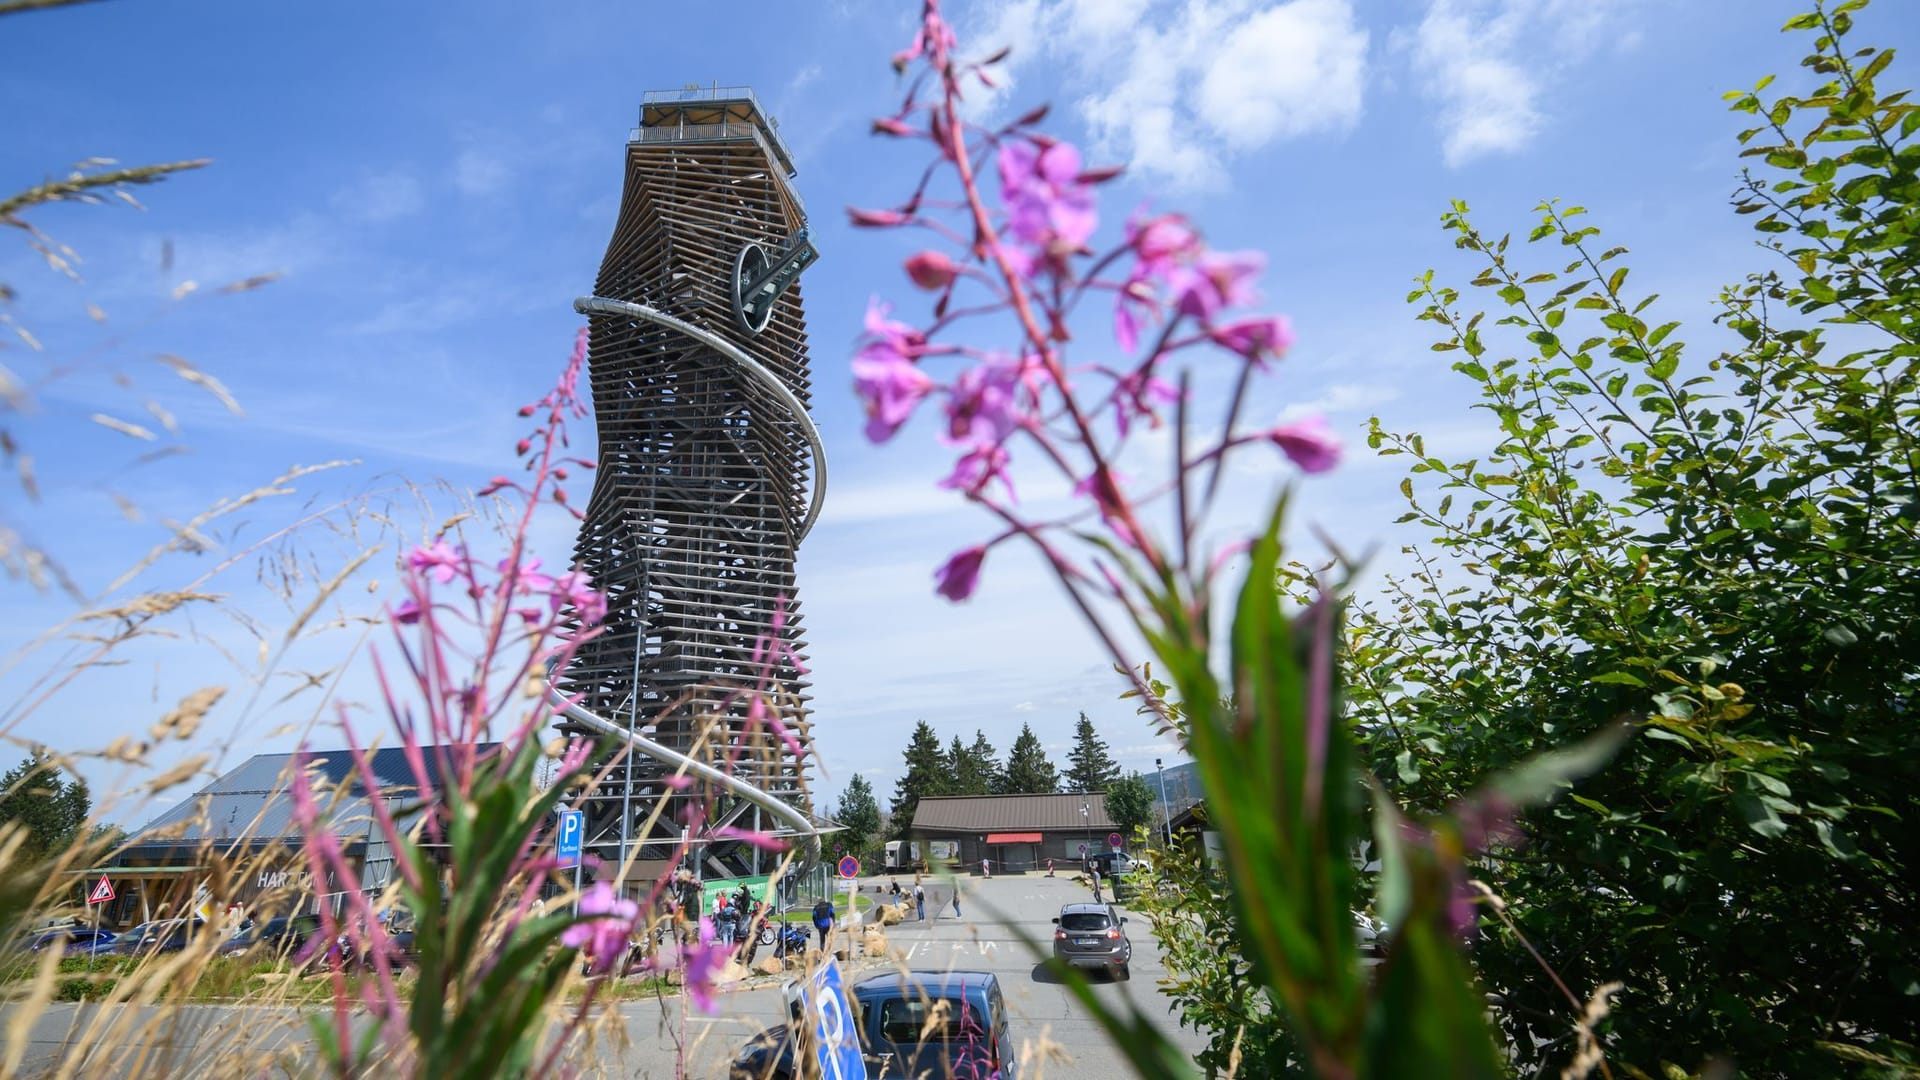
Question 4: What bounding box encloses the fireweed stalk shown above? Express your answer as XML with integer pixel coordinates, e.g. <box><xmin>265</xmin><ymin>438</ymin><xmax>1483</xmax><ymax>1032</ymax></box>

<box><xmin>291</xmin><ymin>330</ymin><xmax>746</xmax><ymax>1078</ymax></box>
<box><xmin>853</xmin><ymin>5</ymin><xmax>1628</xmax><ymax>1078</ymax></box>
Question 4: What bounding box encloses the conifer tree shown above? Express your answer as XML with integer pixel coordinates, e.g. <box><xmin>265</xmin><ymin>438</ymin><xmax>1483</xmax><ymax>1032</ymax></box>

<box><xmin>1001</xmin><ymin>722</ymin><xmax>1060</xmax><ymax>794</ymax></box>
<box><xmin>834</xmin><ymin>774</ymin><xmax>883</xmax><ymax>863</ymax></box>
<box><xmin>1064</xmin><ymin>712</ymin><xmax>1121</xmax><ymax>793</ymax></box>
<box><xmin>889</xmin><ymin>720</ymin><xmax>946</xmax><ymax>839</ymax></box>
<box><xmin>957</xmin><ymin>729</ymin><xmax>1002</xmax><ymax>795</ymax></box>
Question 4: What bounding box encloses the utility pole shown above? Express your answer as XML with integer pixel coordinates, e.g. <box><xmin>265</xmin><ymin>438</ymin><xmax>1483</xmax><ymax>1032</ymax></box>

<box><xmin>1155</xmin><ymin>758</ymin><xmax>1174</xmax><ymax>849</ymax></box>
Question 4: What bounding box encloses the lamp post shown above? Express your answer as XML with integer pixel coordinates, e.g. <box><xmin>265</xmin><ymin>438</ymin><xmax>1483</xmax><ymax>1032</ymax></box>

<box><xmin>1155</xmin><ymin>758</ymin><xmax>1174</xmax><ymax>848</ymax></box>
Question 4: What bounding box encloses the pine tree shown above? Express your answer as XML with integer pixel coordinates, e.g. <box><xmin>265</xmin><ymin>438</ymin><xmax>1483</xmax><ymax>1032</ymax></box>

<box><xmin>945</xmin><ymin>735</ymin><xmax>974</xmax><ymax>792</ymax></box>
<box><xmin>835</xmin><ymin>774</ymin><xmax>883</xmax><ymax>864</ymax></box>
<box><xmin>1001</xmin><ymin>722</ymin><xmax>1060</xmax><ymax>794</ymax></box>
<box><xmin>890</xmin><ymin>720</ymin><xmax>946</xmax><ymax>840</ymax></box>
<box><xmin>958</xmin><ymin>729</ymin><xmax>1002</xmax><ymax>795</ymax></box>
<box><xmin>1064</xmin><ymin>712</ymin><xmax>1121</xmax><ymax>793</ymax></box>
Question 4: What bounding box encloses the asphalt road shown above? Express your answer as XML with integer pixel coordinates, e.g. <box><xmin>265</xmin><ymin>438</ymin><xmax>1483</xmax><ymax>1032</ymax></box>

<box><xmin>5</xmin><ymin>873</ymin><xmax>1205</xmax><ymax>1078</ymax></box>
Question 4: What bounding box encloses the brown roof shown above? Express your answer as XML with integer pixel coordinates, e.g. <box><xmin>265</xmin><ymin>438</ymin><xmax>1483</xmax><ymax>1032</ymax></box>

<box><xmin>911</xmin><ymin>793</ymin><xmax>1117</xmax><ymax>833</ymax></box>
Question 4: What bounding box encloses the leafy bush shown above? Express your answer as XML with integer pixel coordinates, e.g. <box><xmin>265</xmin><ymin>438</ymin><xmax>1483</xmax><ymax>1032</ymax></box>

<box><xmin>1350</xmin><ymin>2</ymin><xmax>1920</xmax><ymax>1073</ymax></box>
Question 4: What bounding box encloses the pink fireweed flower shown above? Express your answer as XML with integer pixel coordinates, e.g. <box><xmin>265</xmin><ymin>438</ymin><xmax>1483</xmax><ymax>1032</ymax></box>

<box><xmin>944</xmin><ymin>357</ymin><xmax>1024</xmax><ymax>447</ymax></box>
<box><xmin>998</xmin><ymin>139</ymin><xmax>1098</xmax><ymax>254</ymax></box>
<box><xmin>853</xmin><ymin>349</ymin><xmax>937</xmax><ymax>443</ymax></box>
<box><xmin>680</xmin><ymin>920</ymin><xmax>730</xmax><ymax>1013</ymax></box>
<box><xmin>864</xmin><ymin>297</ymin><xmax>924</xmax><ymax>354</ymax></box>
<box><xmin>939</xmin><ymin>444</ymin><xmax>1015</xmax><ymax>501</ymax></box>
<box><xmin>392</xmin><ymin>597</ymin><xmax>423</xmax><ymax>625</ymax></box>
<box><xmin>1112</xmin><ymin>369</ymin><xmax>1180</xmax><ymax>437</ymax></box>
<box><xmin>934</xmin><ymin>545</ymin><xmax>988</xmax><ymax>601</ymax></box>
<box><xmin>1169</xmin><ymin>250</ymin><xmax>1265</xmax><ymax>323</ymax></box>
<box><xmin>892</xmin><ymin>3</ymin><xmax>956</xmax><ymax>72</ymax></box>
<box><xmin>563</xmin><ymin>882</ymin><xmax>639</xmax><ymax>974</ymax></box>
<box><xmin>1113</xmin><ymin>280</ymin><xmax>1155</xmax><ymax>355</ymax></box>
<box><xmin>498</xmin><ymin>556</ymin><xmax>555</xmax><ymax>595</ymax></box>
<box><xmin>1268</xmin><ymin>415</ymin><xmax>1342</xmax><ymax>474</ymax></box>
<box><xmin>551</xmin><ymin>570</ymin><xmax>608</xmax><ymax>624</ymax></box>
<box><xmin>1209</xmin><ymin>315</ymin><xmax>1295</xmax><ymax>365</ymax></box>
<box><xmin>714</xmin><ymin>826</ymin><xmax>789</xmax><ymax>853</ymax></box>
<box><xmin>1126</xmin><ymin>210</ymin><xmax>1202</xmax><ymax>280</ymax></box>
<box><xmin>407</xmin><ymin>540</ymin><xmax>464</xmax><ymax>585</ymax></box>
<box><xmin>905</xmin><ymin>250</ymin><xmax>959</xmax><ymax>290</ymax></box>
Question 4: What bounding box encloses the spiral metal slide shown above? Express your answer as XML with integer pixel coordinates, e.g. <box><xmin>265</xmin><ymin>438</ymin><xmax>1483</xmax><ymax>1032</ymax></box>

<box><xmin>573</xmin><ymin>295</ymin><xmax>828</xmax><ymax>542</ymax></box>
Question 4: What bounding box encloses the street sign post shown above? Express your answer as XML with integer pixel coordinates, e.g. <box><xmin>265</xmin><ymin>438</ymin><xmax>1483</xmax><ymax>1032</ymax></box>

<box><xmin>801</xmin><ymin>959</ymin><xmax>868</xmax><ymax>1080</ymax></box>
<box><xmin>85</xmin><ymin>876</ymin><xmax>113</xmax><ymax>973</ymax></box>
<box><xmin>556</xmin><ymin>810</ymin><xmax>584</xmax><ymax>870</ymax></box>
<box><xmin>837</xmin><ymin>855</ymin><xmax>859</xmax><ymax>879</ymax></box>
<box><xmin>1108</xmin><ymin>832</ymin><xmax>1123</xmax><ymax>851</ymax></box>
<box><xmin>1077</xmin><ymin>842</ymin><xmax>1087</xmax><ymax>855</ymax></box>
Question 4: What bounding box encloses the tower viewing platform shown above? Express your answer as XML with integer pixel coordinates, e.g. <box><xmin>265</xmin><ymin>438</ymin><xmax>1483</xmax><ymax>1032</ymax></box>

<box><xmin>633</xmin><ymin>85</ymin><xmax>797</xmax><ymax>180</ymax></box>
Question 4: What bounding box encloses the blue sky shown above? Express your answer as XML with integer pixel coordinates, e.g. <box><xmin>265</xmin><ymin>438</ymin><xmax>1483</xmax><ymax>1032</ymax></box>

<box><xmin>4</xmin><ymin>0</ymin><xmax>1907</xmax><ymax>821</ymax></box>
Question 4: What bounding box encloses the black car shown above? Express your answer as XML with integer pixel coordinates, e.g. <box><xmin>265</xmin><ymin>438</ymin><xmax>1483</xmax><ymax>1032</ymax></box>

<box><xmin>219</xmin><ymin>915</ymin><xmax>323</xmax><ymax>962</ymax></box>
<box><xmin>1052</xmin><ymin>902</ymin><xmax>1132</xmax><ymax>979</ymax></box>
<box><xmin>110</xmin><ymin>918</ymin><xmax>207</xmax><ymax>957</ymax></box>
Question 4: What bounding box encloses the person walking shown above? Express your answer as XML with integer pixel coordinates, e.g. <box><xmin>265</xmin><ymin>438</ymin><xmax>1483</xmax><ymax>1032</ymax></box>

<box><xmin>812</xmin><ymin>896</ymin><xmax>836</xmax><ymax>951</ymax></box>
<box><xmin>913</xmin><ymin>882</ymin><xmax>927</xmax><ymax>922</ymax></box>
<box><xmin>951</xmin><ymin>883</ymin><xmax>963</xmax><ymax>919</ymax></box>
<box><xmin>670</xmin><ymin>868</ymin><xmax>701</xmax><ymax>947</ymax></box>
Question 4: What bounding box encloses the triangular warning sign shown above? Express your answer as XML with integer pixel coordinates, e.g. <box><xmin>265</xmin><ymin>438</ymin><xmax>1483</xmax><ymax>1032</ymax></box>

<box><xmin>87</xmin><ymin>875</ymin><xmax>115</xmax><ymax>905</ymax></box>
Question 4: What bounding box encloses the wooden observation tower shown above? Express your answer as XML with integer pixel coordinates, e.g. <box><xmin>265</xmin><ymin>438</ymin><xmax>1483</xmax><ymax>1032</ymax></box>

<box><xmin>553</xmin><ymin>86</ymin><xmax>825</xmax><ymax>888</ymax></box>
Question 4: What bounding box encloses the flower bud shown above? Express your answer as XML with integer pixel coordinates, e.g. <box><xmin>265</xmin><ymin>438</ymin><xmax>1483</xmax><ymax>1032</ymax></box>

<box><xmin>905</xmin><ymin>250</ymin><xmax>958</xmax><ymax>290</ymax></box>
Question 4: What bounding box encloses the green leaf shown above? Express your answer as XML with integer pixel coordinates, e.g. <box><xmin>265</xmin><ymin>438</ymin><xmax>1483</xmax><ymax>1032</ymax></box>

<box><xmin>1823</xmin><ymin>625</ymin><xmax>1858</xmax><ymax>646</ymax></box>
<box><xmin>1483</xmin><ymin>721</ymin><xmax>1635</xmax><ymax>807</ymax></box>
<box><xmin>1735</xmin><ymin>793</ymin><xmax>1790</xmax><ymax>838</ymax></box>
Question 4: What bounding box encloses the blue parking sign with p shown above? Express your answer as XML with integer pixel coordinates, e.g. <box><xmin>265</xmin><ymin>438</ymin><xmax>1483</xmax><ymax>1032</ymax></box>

<box><xmin>803</xmin><ymin>960</ymin><xmax>867</xmax><ymax>1080</ymax></box>
<box><xmin>556</xmin><ymin>809</ymin><xmax>584</xmax><ymax>869</ymax></box>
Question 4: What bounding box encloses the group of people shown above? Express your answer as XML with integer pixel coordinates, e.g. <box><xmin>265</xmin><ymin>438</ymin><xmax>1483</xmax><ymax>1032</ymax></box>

<box><xmin>887</xmin><ymin>877</ymin><xmax>958</xmax><ymax>921</ymax></box>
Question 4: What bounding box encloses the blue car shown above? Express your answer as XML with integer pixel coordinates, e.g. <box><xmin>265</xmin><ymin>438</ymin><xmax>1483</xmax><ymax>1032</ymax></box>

<box><xmin>732</xmin><ymin>969</ymin><xmax>1016</xmax><ymax>1079</ymax></box>
<box><xmin>23</xmin><ymin>928</ymin><xmax>117</xmax><ymax>956</ymax></box>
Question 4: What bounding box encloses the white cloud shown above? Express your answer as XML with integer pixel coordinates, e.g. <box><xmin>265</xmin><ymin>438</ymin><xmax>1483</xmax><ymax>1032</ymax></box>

<box><xmin>454</xmin><ymin>149</ymin><xmax>511</xmax><ymax>197</ymax></box>
<box><xmin>331</xmin><ymin>169</ymin><xmax>424</xmax><ymax>225</ymax></box>
<box><xmin>964</xmin><ymin>0</ymin><xmax>1369</xmax><ymax>190</ymax></box>
<box><xmin>1404</xmin><ymin>0</ymin><xmax>1641</xmax><ymax>166</ymax></box>
<box><xmin>1275</xmin><ymin>380</ymin><xmax>1399</xmax><ymax>423</ymax></box>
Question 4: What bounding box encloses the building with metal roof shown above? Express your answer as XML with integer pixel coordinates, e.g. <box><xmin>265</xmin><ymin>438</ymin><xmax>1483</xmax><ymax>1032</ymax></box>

<box><xmin>909</xmin><ymin>793</ymin><xmax>1124</xmax><ymax>875</ymax></box>
<box><xmin>89</xmin><ymin>745</ymin><xmax>484</xmax><ymax>928</ymax></box>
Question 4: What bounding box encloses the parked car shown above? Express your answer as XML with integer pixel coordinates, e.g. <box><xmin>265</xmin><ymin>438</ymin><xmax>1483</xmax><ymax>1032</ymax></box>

<box><xmin>219</xmin><ymin>915</ymin><xmax>323</xmax><ymax>962</ymax></box>
<box><xmin>110</xmin><ymin>918</ymin><xmax>207</xmax><ymax>957</ymax></box>
<box><xmin>1052</xmin><ymin>902</ymin><xmax>1132</xmax><ymax>980</ymax></box>
<box><xmin>731</xmin><ymin>970</ymin><xmax>1017</xmax><ymax>1079</ymax></box>
<box><xmin>22</xmin><ymin>928</ymin><xmax>117</xmax><ymax>956</ymax></box>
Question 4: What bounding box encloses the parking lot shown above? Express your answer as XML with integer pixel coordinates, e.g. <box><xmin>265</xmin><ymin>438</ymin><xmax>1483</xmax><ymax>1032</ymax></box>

<box><xmin>5</xmin><ymin>872</ymin><xmax>1203</xmax><ymax>1078</ymax></box>
<box><xmin>615</xmin><ymin>870</ymin><xmax>1205</xmax><ymax>1077</ymax></box>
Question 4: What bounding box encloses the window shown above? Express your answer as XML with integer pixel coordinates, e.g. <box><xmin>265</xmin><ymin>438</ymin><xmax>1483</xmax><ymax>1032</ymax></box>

<box><xmin>1059</xmin><ymin>912</ymin><xmax>1111</xmax><ymax>932</ymax></box>
<box><xmin>875</xmin><ymin>997</ymin><xmax>988</xmax><ymax>1045</ymax></box>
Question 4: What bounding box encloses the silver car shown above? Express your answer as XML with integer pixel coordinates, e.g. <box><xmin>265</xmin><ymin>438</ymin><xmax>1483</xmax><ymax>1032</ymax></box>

<box><xmin>1051</xmin><ymin>902</ymin><xmax>1131</xmax><ymax>980</ymax></box>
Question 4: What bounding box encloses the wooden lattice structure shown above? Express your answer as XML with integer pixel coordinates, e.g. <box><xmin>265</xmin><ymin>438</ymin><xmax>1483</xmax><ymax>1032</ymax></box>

<box><xmin>556</xmin><ymin>87</ymin><xmax>822</xmax><ymax>883</ymax></box>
